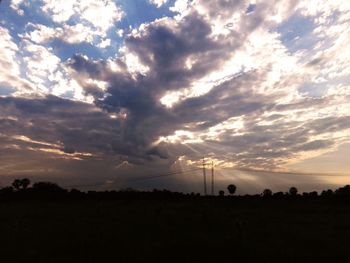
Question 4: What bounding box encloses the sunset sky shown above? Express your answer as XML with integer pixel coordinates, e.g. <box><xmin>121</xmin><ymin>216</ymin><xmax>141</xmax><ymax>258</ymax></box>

<box><xmin>1</xmin><ymin>0</ymin><xmax>350</xmax><ymax>194</ymax></box>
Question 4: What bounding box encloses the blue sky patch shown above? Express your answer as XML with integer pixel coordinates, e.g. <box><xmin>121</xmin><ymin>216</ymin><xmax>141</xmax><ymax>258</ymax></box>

<box><xmin>276</xmin><ymin>14</ymin><xmax>315</xmax><ymax>53</ymax></box>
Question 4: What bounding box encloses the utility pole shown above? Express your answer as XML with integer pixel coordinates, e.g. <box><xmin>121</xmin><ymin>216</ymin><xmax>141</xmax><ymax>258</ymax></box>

<box><xmin>203</xmin><ymin>157</ymin><xmax>207</xmax><ymax>195</ymax></box>
<box><xmin>211</xmin><ymin>161</ymin><xmax>214</xmax><ymax>196</ymax></box>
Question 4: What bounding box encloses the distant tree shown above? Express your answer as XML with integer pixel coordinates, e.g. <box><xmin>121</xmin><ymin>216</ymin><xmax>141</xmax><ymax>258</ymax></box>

<box><xmin>12</xmin><ymin>179</ymin><xmax>22</xmax><ymax>191</ymax></box>
<box><xmin>289</xmin><ymin>187</ymin><xmax>298</xmax><ymax>196</ymax></box>
<box><xmin>21</xmin><ymin>178</ymin><xmax>30</xmax><ymax>189</ymax></box>
<box><xmin>321</xmin><ymin>189</ymin><xmax>333</xmax><ymax>197</ymax></box>
<box><xmin>335</xmin><ymin>185</ymin><xmax>350</xmax><ymax>196</ymax></box>
<box><xmin>227</xmin><ymin>184</ymin><xmax>237</xmax><ymax>195</ymax></box>
<box><xmin>302</xmin><ymin>192</ymin><xmax>309</xmax><ymax>197</ymax></box>
<box><xmin>262</xmin><ymin>189</ymin><xmax>272</xmax><ymax>197</ymax></box>
<box><xmin>309</xmin><ymin>191</ymin><xmax>318</xmax><ymax>198</ymax></box>
<box><xmin>32</xmin><ymin>182</ymin><xmax>66</xmax><ymax>195</ymax></box>
<box><xmin>0</xmin><ymin>186</ymin><xmax>14</xmax><ymax>195</ymax></box>
<box><xmin>69</xmin><ymin>188</ymin><xmax>83</xmax><ymax>199</ymax></box>
<box><xmin>70</xmin><ymin>188</ymin><xmax>81</xmax><ymax>195</ymax></box>
<box><xmin>273</xmin><ymin>191</ymin><xmax>284</xmax><ymax>198</ymax></box>
<box><xmin>11</xmin><ymin>178</ymin><xmax>31</xmax><ymax>191</ymax></box>
<box><xmin>120</xmin><ymin>187</ymin><xmax>138</xmax><ymax>192</ymax></box>
<box><xmin>219</xmin><ymin>190</ymin><xmax>225</xmax><ymax>196</ymax></box>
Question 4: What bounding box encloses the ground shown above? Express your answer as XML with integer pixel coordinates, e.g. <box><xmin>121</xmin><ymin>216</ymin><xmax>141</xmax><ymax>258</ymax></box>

<box><xmin>1</xmin><ymin>198</ymin><xmax>350</xmax><ymax>262</ymax></box>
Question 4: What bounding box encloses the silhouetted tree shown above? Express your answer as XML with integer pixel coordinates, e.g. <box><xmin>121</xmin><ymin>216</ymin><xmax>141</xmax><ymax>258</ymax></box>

<box><xmin>32</xmin><ymin>182</ymin><xmax>66</xmax><ymax>195</ymax></box>
<box><xmin>21</xmin><ymin>178</ymin><xmax>30</xmax><ymax>189</ymax></box>
<box><xmin>273</xmin><ymin>191</ymin><xmax>284</xmax><ymax>198</ymax></box>
<box><xmin>227</xmin><ymin>184</ymin><xmax>237</xmax><ymax>195</ymax></box>
<box><xmin>289</xmin><ymin>187</ymin><xmax>298</xmax><ymax>196</ymax></box>
<box><xmin>120</xmin><ymin>187</ymin><xmax>138</xmax><ymax>192</ymax></box>
<box><xmin>219</xmin><ymin>190</ymin><xmax>225</xmax><ymax>196</ymax></box>
<box><xmin>321</xmin><ymin>189</ymin><xmax>333</xmax><ymax>197</ymax></box>
<box><xmin>0</xmin><ymin>186</ymin><xmax>14</xmax><ymax>195</ymax></box>
<box><xmin>11</xmin><ymin>178</ymin><xmax>31</xmax><ymax>191</ymax></box>
<box><xmin>12</xmin><ymin>179</ymin><xmax>21</xmax><ymax>191</ymax></box>
<box><xmin>70</xmin><ymin>188</ymin><xmax>82</xmax><ymax>194</ymax></box>
<box><xmin>335</xmin><ymin>185</ymin><xmax>350</xmax><ymax>196</ymax></box>
<box><xmin>302</xmin><ymin>192</ymin><xmax>309</xmax><ymax>197</ymax></box>
<box><xmin>309</xmin><ymin>191</ymin><xmax>318</xmax><ymax>198</ymax></box>
<box><xmin>69</xmin><ymin>188</ymin><xmax>83</xmax><ymax>199</ymax></box>
<box><xmin>262</xmin><ymin>189</ymin><xmax>272</xmax><ymax>197</ymax></box>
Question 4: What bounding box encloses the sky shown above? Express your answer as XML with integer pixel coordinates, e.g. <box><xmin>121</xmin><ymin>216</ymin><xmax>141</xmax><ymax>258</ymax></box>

<box><xmin>1</xmin><ymin>0</ymin><xmax>350</xmax><ymax>194</ymax></box>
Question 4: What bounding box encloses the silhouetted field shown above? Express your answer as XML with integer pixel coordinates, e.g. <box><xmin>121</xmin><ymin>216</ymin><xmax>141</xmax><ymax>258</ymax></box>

<box><xmin>1</xmin><ymin>195</ymin><xmax>350</xmax><ymax>262</ymax></box>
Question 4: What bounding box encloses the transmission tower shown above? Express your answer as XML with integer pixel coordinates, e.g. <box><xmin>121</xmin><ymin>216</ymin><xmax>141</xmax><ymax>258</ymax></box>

<box><xmin>211</xmin><ymin>161</ymin><xmax>214</xmax><ymax>195</ymax></box>
<box><xmin>202</xmin><ymin>157</ymin><xmax>207</xmax><ymax>195</ymax></box>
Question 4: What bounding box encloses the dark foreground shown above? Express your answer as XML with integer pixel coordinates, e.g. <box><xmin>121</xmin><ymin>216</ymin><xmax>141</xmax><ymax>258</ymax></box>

<box><xmin>1</xmin><ymin>198</ymin><xmax>350</xmax><ymax>263</ymax></box>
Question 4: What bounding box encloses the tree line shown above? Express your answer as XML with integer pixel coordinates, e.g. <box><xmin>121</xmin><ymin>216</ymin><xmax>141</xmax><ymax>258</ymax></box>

<box><xmin>1</xmin><ymin>178</ymin><xmax>350</xmax><ymax>200</ymax></box>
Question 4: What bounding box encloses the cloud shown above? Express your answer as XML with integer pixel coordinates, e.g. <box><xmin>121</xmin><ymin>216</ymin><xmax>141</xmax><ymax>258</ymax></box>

<box><xmin>24</xmin><ymin>23</ymin><xmax>97</xmax><ymax>45</ymax></box>
<box><xmin>0</xmin><ymin>95</ymin><xmax>139</xmax><ymax>159</ymax></box>
<box><xmin>9</xmin><ymin>0</ymin><xmax>25</xmax><ymax>15</ymax></box>
<box><xmin>0</xmin><ymin>26</ymin><xmax>34</xmax><ymax>95</ymax></box>
<box><xmin>65</xmin><ymin>0</ymin><xmax>350</xmax><ymax>172</ymax></box>
<box><xmin>170</xmin><ymin>0</ymin><xmax>190</xmax><ymax>14</ymax></box>
<box><xmin>4</xmin><ymin>0</ymin><xmax>126</xmax><ymax>101</ymax></box>
<box><xmin>41</xmin><ymin>0</ymin><xmax>124</xmax><ymax>35</ymax></box>
<box><xmin>19</xmin><ymin>0</ymin><xmax>124</xmax><ymax>48</ymax></box>
<box><xmin>0</xmin><ymin>95</ymin><xmax>175</xmax><ymax>188</ymax></box>
<box><xmin>2</xmin><ymin>0</ymin><xmax>350</xmax><ymax>190</ymax></box>
<box><xmin>18</xmin><ymin>40</ymin><xmax>87</xmax><ymax>101</ymax></box>
<box><xmin>149</xmin><ymin>0</ymin><xmax>168</xmax><ymax>8</ymax></box>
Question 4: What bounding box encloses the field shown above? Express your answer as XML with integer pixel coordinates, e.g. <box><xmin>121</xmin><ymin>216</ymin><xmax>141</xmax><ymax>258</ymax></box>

<box><xmin>1</xmin><ymin>198</ymin><xmax>350</xmax><ymax>262</ymax></box>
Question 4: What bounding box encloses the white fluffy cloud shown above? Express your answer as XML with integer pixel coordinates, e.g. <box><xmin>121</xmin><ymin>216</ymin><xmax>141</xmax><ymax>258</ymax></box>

<box><xmin>0</xmin><ymin>27</ymin><xmax>33</xmax><ymax>94</ymax></box>
<box><xmin>20</xmin><ymin>0</ymin><xmax>124</xmax><ymax>47</ymax></box>
<box><xmin>21</xmin><ymin>40</ymin><xmax>88</xmax><ymax>101</ymax></box>
<box><xmin>41</xmin><ymin>0</ymin><xmax>124</xmax><ymax>36</ymax></box>
<box><xmin>149</xmin><ymin>0</ymin><xmax>168</xmax><ymax>8</ymax></box>
<box><xmin>6</xmin><ymin>0</ymin><xmax>125</xmax><ymax>101</ymax></box>
<box><xmin>24</xmin><ymin>22</ymin><xmax>98</xmax><ymax>45</ymax></box>
<box><xmin>0</xmin><ymin>28</ymin><xmax>87</xmax><ymax>101</ymax></box>
<box><xmin>10</xmin><ymin>0</ymin><xmax>26</xmax><ymax>15</ymax></box>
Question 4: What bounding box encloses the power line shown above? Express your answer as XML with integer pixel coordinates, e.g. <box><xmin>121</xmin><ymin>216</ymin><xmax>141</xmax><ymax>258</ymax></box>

<box><xmin>62</xmin><ymin>167</ymin><xmax>202</xmax><ymax>189</ymax></box>
<box><xmin>124</xmin><ymin>168</ymin><xmax>201</xmax><ymax>183</ymax></box>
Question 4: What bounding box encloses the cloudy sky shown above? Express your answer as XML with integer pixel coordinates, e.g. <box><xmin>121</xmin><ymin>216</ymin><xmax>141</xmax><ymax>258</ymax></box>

<box><xmin>1</xmin><ymin>0</ymin><xmax>350</xmax><ymax>194</ymax></box>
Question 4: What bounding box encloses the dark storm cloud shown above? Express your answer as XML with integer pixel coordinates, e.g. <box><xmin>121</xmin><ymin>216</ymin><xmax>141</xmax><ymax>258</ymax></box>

<box><xmin>63</xmin><ymin>1</ymin><xmax>350</xmax><ymax>171</ymax></box>
<box><xmin>67</xmin><ymin>13</ymin><xmax>231</xmax><ymax>158</ymax></box>
<box><xmin>68</xmin><ymin>53</ymin><xmax>273</xmax><ymax>167</ymax></box>
<box><xmin>125</xmin><ymin>13</ymin><xmax>226</xmax><ymax>91</ymax></box>
<box><xmin>171</xmin><ymin>72</ymin><xmax>270</xmax><ymax>126</ymax></box>
<box><xmin>0</xmin><ymin>96</ymin><xmax>167</xmax><ymax>163</ymax></box>
<box><xmin>66</xmin><ymin>4</ymin><xmax>272</xmax><ymax>164</ymax></box>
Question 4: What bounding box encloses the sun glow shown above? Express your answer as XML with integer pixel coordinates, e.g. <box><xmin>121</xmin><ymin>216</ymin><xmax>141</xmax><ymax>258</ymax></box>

<box><xmin>155</xmin><ymin>130</ymin><xmax>203</xmax><ymax>145</ymax></box>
